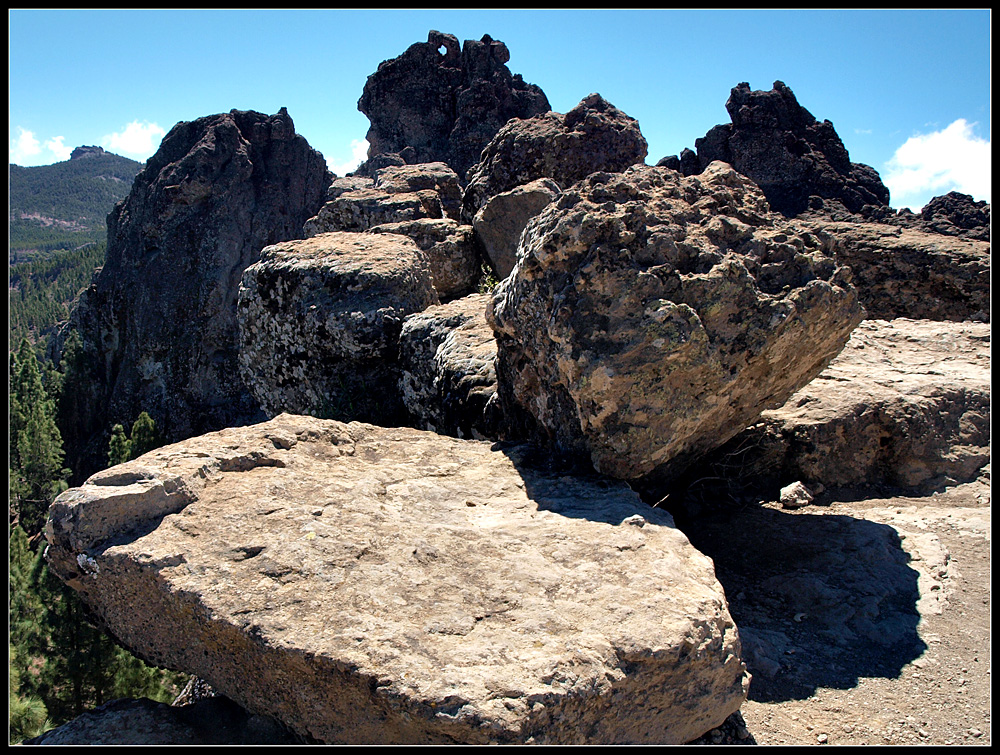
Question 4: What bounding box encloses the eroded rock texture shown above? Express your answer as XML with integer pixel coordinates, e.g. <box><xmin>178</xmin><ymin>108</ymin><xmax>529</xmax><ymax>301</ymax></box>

<box><xmin>462</xmin><ymin>93</ymin><xmax>648</xmax><ymax>222</ymax></box>
<box><xmin>473</xmin><ymin>178</ymin><xmax>561</xmax><ymax>279</ymax></box>
<box><xmin>45</xmin><ymin>414</ymin><xmax>748</xmax><ymax>745</ymax></box>
<box><xmin>488</xmin><ymin>162</ymin><xmax>863</xmax><ymax>486</ymax></box>
<box><xmin>887</xmin><ymin>191</ymin><xmax>991</xmax><ymax>242</ymax></box>
<box><xmin>60</xmin><ymin>108</ymin><xmax>330</xmax><ymax>476</ymax></box>
<box><xmin>237</xmin><ymin>232</ymin><xmax>439</xmax><ymax>423</ymax></box>
<box><xmin>670</xmin><ymin>81</ymin><xmax>890</xmax><ymax>218</ymax></box>
<box><xmin>357</xmin><ymin>31</ymin><xmax>550</xmax><ymax>180</ymax></box>
<box><xmin>368</xmin><ymin>219</ymin><xmax>480</xmax><ymax>299</ymax></box>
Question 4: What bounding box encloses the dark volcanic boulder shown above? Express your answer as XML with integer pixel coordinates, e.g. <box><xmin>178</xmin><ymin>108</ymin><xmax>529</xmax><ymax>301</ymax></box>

<box><xmin>462</xmin><ymin>93</ymin><xmax>648</xmax><ymax>222</ymax></box>
<box><xmin>357</xmin><ymin>30</ymin><xmax>550</xmax><ymax>181</ymax></box>
<box><xmin>885</xmin><ymin>191</ymin><xmax>991</xmax><ymax>242</ymax></box>
<box><xmin>487</xmin><ymin>162</ymin><xmax>863</xmax><ymax>488</ymax></box>
<box><xmin>60</xmin><ymin>108</ymin><xmax>331</xmax><ymax>478</ymax></box>
<box><xmin>684</xmin><ymin>81</ymin><xmax>890</xmax><ymax>218</ymax></box>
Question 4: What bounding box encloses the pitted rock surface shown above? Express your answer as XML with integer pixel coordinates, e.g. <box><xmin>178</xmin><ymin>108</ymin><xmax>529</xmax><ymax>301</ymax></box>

<box><xmin>488</xmin><ymin>162</ymin><xmax>863</xmax><ymax>486</ymax></box>
<box><xmin>367</xmin><ymin>219</ymin><xmax>480</xmax><ymax>299</ymax></box>
<box><xmin>680</xmin><ymin>81</ymin><xmax>890</xmax><ymax>218</ymax></box>
<box><xmin>237</xmin><ymin>233</ymin><xmax>438</xmax><ymax>423</ymax></box>
<box><xmin>790</xmin><ymin>220</ymin><xmax>990</xmax><ymax>322</ymax></box>
<box><xmin>357</xmin><ymin>31</ymin><xmax>550</xmax><ymax>180</ymax></box>
<box><xmin>373</xmin><ymin>163</ymin><xmax>463</xmax><ymax>221</ymax></box>
<box><xmin>56</xmin><ymin>108</ymin><xmax>331</xmax><ymax>478</ymax></box>
<box><xmin>473</xmin><ymin>178</ymin><xmax>561</xmax><ymax>279</ymax></box>
<box><xmin>398</xmin><ymin>293</ymin><xmax>500</xmax><ymax>439</ymax></box>
<box><xmin>44</xmin><ymin>414</ymin><xmax>748</xmax><ymax>745</ymax></box>
<box><xmin>462</xmin><ymin>93</ymin><xmax>648</xmax><ymax>222</ymax></box>
<box><xmin>701</xmin><ymin>319</ymin><xmax>991</xmax><ymax>493</ymax></box>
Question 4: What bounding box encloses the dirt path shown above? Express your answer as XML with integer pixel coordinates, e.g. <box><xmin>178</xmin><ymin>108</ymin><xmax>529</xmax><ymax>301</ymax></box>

<box><xmin>682</xmin><ymin>471</ymin><xmax>991</xmax><ymax>745</ymax></box>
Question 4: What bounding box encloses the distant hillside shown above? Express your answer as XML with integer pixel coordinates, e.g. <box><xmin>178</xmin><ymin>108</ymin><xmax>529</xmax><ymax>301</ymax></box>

<box><xmin>9</xmin><ymin>147</ymin><xmax>142</xmax><ymax>260</ymax></box>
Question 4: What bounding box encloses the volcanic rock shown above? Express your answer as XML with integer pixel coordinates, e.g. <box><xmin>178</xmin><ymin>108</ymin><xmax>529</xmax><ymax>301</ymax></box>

<box><xmin>236</xmin><ymin>232</ymin><xmax>439</xmax><ymax>423</ymax></box>
<box><xmin>886</xmin><ymin>191</ymin><xmax>990</xmax><ymax>242</ymax></box>
<box><xmin>59</xmin><ymin>108</ymin><xmax>330</xmax><ymax>477</ymax></box>
<box><xmin>473</xmin><ymin>177</ymin><xmax>561</xmax><ymax>279</ymax></box>
<box><xmin>69</xmin><ymin>145</ymin><xmax>107</xmax><ymax>160</ymax></box>
<box><xmin>357</xmin><ymin>31</ymin><xmax>550</xmax><ymax>180</ymax></box>
<box><xmin>45</xmin><ymin>414</ymin><xmax>749</xmax><ymax>744</ymax></box>
<box><xmin>699</xmin><ymin>318</ymin><xmax>991</xmax><ymax>493</ymax></box>
<box><xmin>398</xmin><ymin>293</ymin><xmax>500</xmax><ymax>438</ymax></box>
<box><xmin>680</xmin><ymin>81</ymin><xmax>890</xmax><ymax>218</ymax></box>
<box><xmin>487</xmin><ymin>162</ymin><xmax>863</xmax><ymax>486</ymax></box>
<box><xmin>462</xmin><ymin>93</ymin><xmax>648</xmax><ymax>222</ymax></box>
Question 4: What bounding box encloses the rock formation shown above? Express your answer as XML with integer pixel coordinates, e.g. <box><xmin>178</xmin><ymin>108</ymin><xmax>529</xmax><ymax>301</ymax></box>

<box><xmin>357</xmin><ymin>31</ymin><xmax>550</xmax><ymax>180</ymax></box>
<box><xmin>462</xmin><ymin>93</ymin><xmax>648</xmax><ymax>222</ymax></box>
<box><xmin>69</xmin><ymin>145</ymin><xmax>108</xmax><ymax>160</ymax></box>
<box><xmin>488</xmin><ymin>162</ymin><xmax>864</xmax><ymax>486</ymax></box>
<box><xmin>398</xmin><ymin>293</ymin><xmax>500</xmax><ymax>438</ymax></box>
<box><xmin>237</xmin><ymin>232</ymin><xmax>439</xmax><ymax>423</ymax></box>
<box><xmin>60</xmin><ymin>108</ymin><xmax>331</xmax><ymax>477</ymax></box>
<box><xmin>885</xmin><ymin>191</ymin><xmax>991</xmax><ymax>242</ymax></box>
<box><xmin>473</xmin><ymin>178</ymin><xmax>561</xmax><ymax>279</ymax></box>
<box><xmin>45</xmin><ymin>414</ymin><xmax>749</xmax><ymax>744</ymax></box>
<box><xmin>663</xmin><ymin>81</ymin><xmax>890</xmax><ymax>218</ymax></box>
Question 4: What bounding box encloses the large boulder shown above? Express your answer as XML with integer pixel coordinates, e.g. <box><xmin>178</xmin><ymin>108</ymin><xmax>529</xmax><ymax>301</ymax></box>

<box><xmin>57</xmin><ymin>108</ymin><xmax>331</xmax><ymax>479</ymax></box>
<box><xmin>236</xmin><ymin>232</ymin><xmax>439</xmax><ymax>424</ymax></box>
<box><xmin>676</xmin><ymin>81</ymin><xmax>890</xmax><ymax>218</ymax></box>
<box><xmin>487</xmin><ymin>162</ymin><xmax>864</xmax><ymax>487</ymax></box>
<box><xmin>45</xmin><ymin>414</ymin><xmax>749</xmax><ymax>745</ymax></box>
<box><xmin>368</xmin><ymin>219</ymin><xmax>481</xmax><ymax>300</ymax></box>
<box><xmin>462</xmin><ymin>93</ymin><xmax>648</xmax><ymax>222</ymax></box>
<box><xmin>473</xmin><ymin>178</ymin><xmax>561</xmax><ymax>279</ymax></box>
<box><xmin>398</xmin><ymin>293</ymin><xmax>500</xmax><ymax>439</ymax></box>
<box><xmin>699</xmin><ymin>318</ymin><xmax>991</xmax><ymax>493</ymax></box>
<box><xmin>357</xmin><ymin>31</ymin><xmax>550</xmax><ymax>180</ymax></box>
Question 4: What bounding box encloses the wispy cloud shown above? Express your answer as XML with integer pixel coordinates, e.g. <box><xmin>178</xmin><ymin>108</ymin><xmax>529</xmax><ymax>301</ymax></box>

<box><xmin>102</xmin><ymin>120</ymin><xmax>167</xmax><ymax>158</ymax></box>
<box><xmin>44</xmin><ymin>135</ymin><xmax>72</xmax><ymax>161</ymax></box>
<box><xmin>883</xmin><ymin>119</ymin><xmax>991</xmax><ymax>211</ymax></box>
<box><xmin>326</xmin><ymin>138</ymin><xmax>369</xmax><ymax>176</ymax></box>
<box><xmin>853</xmin><ymin>128</ymin><xmax>872</xmax><ymax>135</ymax></box>
<box><xmin>10</xmin><ymin>127</ymin><xmax>43</xmax><ymax>164</ymax></box>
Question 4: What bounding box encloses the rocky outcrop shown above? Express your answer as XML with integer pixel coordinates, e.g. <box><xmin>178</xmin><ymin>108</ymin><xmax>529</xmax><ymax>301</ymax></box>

<box><xmin>791</xmin><ymin>220</ymin><xmax>990</xmax><ymax>322</ymax></box>
<box><xmin>70</xmin><ymin>145</ymin><xmax>107</xmax><ymax>160</ymax></box>
<box><xmin>697</xmin><ymin>318</ymin><xmax>991</xmax><ymax>493</ymax></box>
<box><xmin>488</xmin><ymin>162</ymin><xmax>863</xmax><ymax>487</ymax></box>
<box><xmin>45</xmin><ymin>414</ymin><xmax>749</xmax><ymax>745</ymax></box>
<box><xmin>665</xmin><ymin>81</ymin><xmax>890</xmax><ymax>218</ymax></box>
<box><xmin>237</xmin><ymin>232</ymin><xmax>439</xmax><ymax>423</ymax></box>
<box><xmin>367</xmin><ymin>219</ymin><xmax>480</xmax><ymax>300</ymax></box>
<box><xmin>888</xmin><ymin>191</ymin><xmax>991</xmax><ymax>242</ymax></box>
<box><xmin>473</xmin><ymin>178</ymin><xmax>561</xmax><ymax>279</ymax></box>
<box><xmin>357</xmin><ymin>31</ymin><xmax>550</xmax><ymax>180</ymax></box>
<box><xmin>462</xmin><ymin>94</ymin><xmax>648</xmax><ymax>222</ymax></box>
<box><xmin>60</xmin><ymin>108</ymin><xmax>331</xmax><ymax>477</ymax></box>
<box><xmin>398</xmin><ymin>293</ymin><xmax>500</xmax><ymax>439</ymax></box>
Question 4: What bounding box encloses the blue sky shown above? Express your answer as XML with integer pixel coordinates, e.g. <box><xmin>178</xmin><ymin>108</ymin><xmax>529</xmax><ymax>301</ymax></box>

<box><xmin>9</xmin><ymin>9</ymin><xmax>991</xmax><ymax>211</ymax></box>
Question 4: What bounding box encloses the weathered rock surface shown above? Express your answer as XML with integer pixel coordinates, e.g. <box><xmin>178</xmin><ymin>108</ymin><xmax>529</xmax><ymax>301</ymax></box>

<box><xmin>672</xmin><ymin>81</ymin><xmax>890</xmax><ymax>218</ymax></box>
<box><xmin>791</xmin><ymin>220</ymin><xmax>990</xmax><ymax>322</ymax></box>
<box><xmin>45</xmin><ymin>414</ymin><xmax>749</xmax><ymax>745</ymax></box>
<box><xmin>373</xmin><ymin>162</ymin><xmax>464</xmax><ymax>220</ymax></box>
<box><xmin>473</xmin><ymin>178</ymin><xmax>561</xmax><ymax>279</ymax></box>
<box><xmin>368</xmin><ymin>219</ymin><xmax>481</xmax><ymax>299</ymax></box>
<box><xmin>462</xmin><ymin>94</ymin><xmax>648</xmax><ymax>222</ymax></box>
<box><xmin>237</xmin><ymin>232</ymin><xmax>439</xmax><ymax>423</ymax></box>
<box><xmin>886</xmin><ymin>191</ymin><xmax>991</xmax><ymax>242</ymax></box>
<box><xmin>699</xmin><ymin>318</ymin><xmax>991</xmax><ymax>493</ymax></box>
<box><xmin>23</xmin><ymin>696</ymin><xmax>299</xmax><ymax>745</ymax></box>
<box><xmin>58</xmin><ymin>108</ymin><xmax>331</xmax><ymax>478</ymax></box>
<box><xmin>398</xmin><ymin>293</ymin><xmax>500</xmax><ymax>439</ymax></box>
<box><xmin>357</xmin><ymin>31</ymin><xmax>550</xmax><ymax>180</ymax></box>
<box><xmin>488</xmin><ymin>162</ymin><xmax>863</xmax><ymax>486</ymax></box>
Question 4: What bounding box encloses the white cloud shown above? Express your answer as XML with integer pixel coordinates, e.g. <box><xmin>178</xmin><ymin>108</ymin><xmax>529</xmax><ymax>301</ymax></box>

<box><xmin>10</xmin><ymin>127</ymin><xmax>43</xmax><ymax>164</ymax></box>
<box><xmin>883</xmin><ymin>119</ymin><xmax>991</xmax><ymax>211</ymax></box>
<box><xmin>326</xmin><ymin>138</ymin><xmax>369</xmax><ymax>176</ymax></box>
<box><xmin>102</xmin><ymin>120</ymin><xmax>167</xmax><ymax>158</ymax></box>
<box><xmin>854</xmin><ymin>128</ymin><xmax>872</xmax><ymax>135</ymax></box>
<box><xmin>44</xmin><ymin>135</ymin><xmax>73</xmax><ymax>161</ymax></box>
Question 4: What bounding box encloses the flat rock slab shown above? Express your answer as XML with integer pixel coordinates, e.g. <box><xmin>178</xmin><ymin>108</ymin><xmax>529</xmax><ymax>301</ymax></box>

<box><xmin>46</xmin><ymin>415</ymin><xmax>747</xmax><ymax>744</ymax></box>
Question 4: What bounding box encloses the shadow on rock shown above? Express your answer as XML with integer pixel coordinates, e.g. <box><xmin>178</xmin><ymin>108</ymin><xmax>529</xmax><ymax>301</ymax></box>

<box><xmin>673</xmin><ymin>504</ymin><xmax>926</xmax><ymax>703</ymax></box>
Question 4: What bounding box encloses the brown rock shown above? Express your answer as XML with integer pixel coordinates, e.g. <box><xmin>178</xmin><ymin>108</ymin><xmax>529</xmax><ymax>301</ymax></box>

<box><xmin>473</xmin><ymin>178</ymin><xmax>561</xmax><ymax>279</ymax></box>
<box><xmin>368</xmin><ymin>219</ymin><xmax>481</xmax><ymax>299</ymax></box>
<box><xmin>488</xmin><ymin>162</ymin><xmax>863</xmax><ymax>486</ymax></box>
<box><xmin>45</xmin><ymin>414</ymin><xmax>749</xmax><ymax>745</ymax></box>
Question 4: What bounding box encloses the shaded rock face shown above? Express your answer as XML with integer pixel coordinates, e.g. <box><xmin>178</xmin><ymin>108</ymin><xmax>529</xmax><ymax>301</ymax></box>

<box><xmin>45</xmin><ymin>414</ymin><xmax>748</xmax><ymax>745</ymax></box>
<box><xmin>672</xmin><ymin>81</ymin><xmax>890</xmax><ymax>218</ymax></box>
<box><xmin>462</xmin><ymin>93</ymin><xmax>648</xmax><ymax>223</ymax></box>
<box><xmin>697</xmin><ymin>319</ymin><xmax>991</xmax><ymax>494</ymax></box>
<box><xmin>473</xmin><ymin>177</ymin><xmax>561</xmax><ymax>279</ymax></box>
<box><xmin>885</xmin><ymin>191</ymin><xmax>991</xmax><ymax>242</ymax></box>
<box><xmin>63</xmin><ymin>108</ymin><xmax>331</xmax><ymax>474</ymax></box>
<box><xmin>237</xmin><ymin>232</ymin><xmax>439</xmax><ymax>424</ymax></box>
<box><xmin>357</xmin><ymin>31</ymin><xmax>550</xmax><ymax>181</ymax></box>
<box><xmin>488</xmin><ymin>162</ymin><xmax>863</xmax><ymax>487</ymax></box>
<box><xmin>398</xmin><ymin>293</ymin><xmax>500</xmax><ymax>439</ymax></box>
<box><xmin>791</xmin><ymin>220</ymin><xmax>990</xmax><ymax>322</ymax></box>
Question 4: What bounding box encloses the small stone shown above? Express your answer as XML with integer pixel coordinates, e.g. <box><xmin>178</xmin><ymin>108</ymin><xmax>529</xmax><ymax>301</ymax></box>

<box><xmin>817</xmin><ymin>733</ymin><xmax>829</xmax><ymax>744</ymax></box>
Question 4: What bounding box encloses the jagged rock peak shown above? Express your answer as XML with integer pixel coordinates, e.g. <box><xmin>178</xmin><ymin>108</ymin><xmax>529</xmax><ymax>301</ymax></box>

<box><xmin>356</xmin><ymin>30</ymin><xmax>550</xmax><ymax>180</ymax></box>
<box><xmin>70</xmin><ymin>145</ymin><xmax>107</xmax><ymax>160</ymax></box>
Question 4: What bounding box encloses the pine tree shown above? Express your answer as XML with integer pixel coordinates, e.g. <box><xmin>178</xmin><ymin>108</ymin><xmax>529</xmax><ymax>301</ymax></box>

<box><xmin>8</xmin><ymin>658</ymin><xmax>51</xmax><ymax>744</ymax></box>
<box><xmin>107</xmin><ymin>424</ymin><xmax>131</xmax><ymax>467</ymax></box>
<box><xmin>129</xmin><ymin>411</ymin><xmax>160</xmax><ymax>459</ymax></box>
